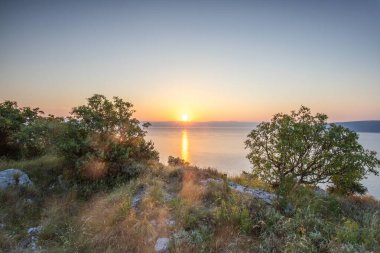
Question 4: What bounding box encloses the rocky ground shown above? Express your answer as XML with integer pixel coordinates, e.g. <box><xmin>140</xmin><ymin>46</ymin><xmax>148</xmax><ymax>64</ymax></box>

<box><xmin>1</xmin><ymin>156</ymin><xmax>379</xmax><ymax>252</ymax></box>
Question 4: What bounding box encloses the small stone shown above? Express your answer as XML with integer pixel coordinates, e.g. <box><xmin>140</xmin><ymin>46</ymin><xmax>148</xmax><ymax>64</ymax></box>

<box><xmin>284</xmin><ymin>203</ymin><xmax>295</xmax><ymax>214</ymax></box>
<box><xmin>155</xmin><ymin>237</ymin><xmax>169</xmax><ymax>252</ymax></box>
<box><xmin>28</xmin><ymin>226</ymin><xmax>41</xmax><ymax>236</ymax></box>
<box><xmin>150</xmin><ymin>220</ymin><xmax>157</xmax><ymax>226</ymax></box>
<box><xmin>30</xmin><ymin>236</ymin><xmax>38</xmax><ymax>251</ymax></box>
<box><xmin>166</xmin><ymin>219</ymin><xmax>176</xmax><ymax>227</ymax></box>
<box><xmin>163</xmin><ymin>192</ymin><xmax>174</xmax><ymax>202</ymax></box>
<box><xmin>315</xmin><ymin>187</ymin><xmax>328</xmax><ymax>197</ymax></box>
<box><xmin>132</xmin><ymin>187</ymin><xmax>145</xmax><ymax>208</ymax></box>
<box><xmin>25</xmin><ymin>198</ymin><xmax>34</xmax><ymax>204</ymax></box>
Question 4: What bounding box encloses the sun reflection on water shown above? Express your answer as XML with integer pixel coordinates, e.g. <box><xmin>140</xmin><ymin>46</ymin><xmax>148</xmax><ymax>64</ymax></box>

<box><xmin>181</xmin><ymin>129</ymin><xmax>189</xmax><ymax>162</ymax></box>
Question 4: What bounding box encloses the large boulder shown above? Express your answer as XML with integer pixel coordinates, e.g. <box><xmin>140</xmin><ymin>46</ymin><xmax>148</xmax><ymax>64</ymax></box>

<box><xmin>0</xmin><ymin>169</ymin><xmax>33</xmax><ymax>189</ymax></box>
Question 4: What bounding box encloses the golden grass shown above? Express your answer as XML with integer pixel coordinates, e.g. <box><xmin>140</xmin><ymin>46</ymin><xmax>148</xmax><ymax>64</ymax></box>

<box><xmin>66</xmin><ymin>174</ymin><xmax>177</xmax><ymax>253</ymax></box>
<box><xmin>180</xmin><ymin>171</ymin><xmax>204</xmax><ymax>204</ymax></box>
<box><xmin>82</xmin><ymin>159</ymin><xmax>107</xmax><ymax>179</ymax></box>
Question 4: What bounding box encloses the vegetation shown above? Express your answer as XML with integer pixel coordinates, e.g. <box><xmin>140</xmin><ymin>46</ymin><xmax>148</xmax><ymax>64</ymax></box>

<box><xmin>0</xmin><ymin>101</ymin><xmax>57</xmax><ymax>160</ymax></box>
<box><xmin>57</xmin><ymin>94</ymin><xmax>159</xmax><ymax>184</ymax></box>
<box><xmin>168</xmin><ymin>156</ymin><xmax>189</xmax><ymax>167</ymax></box>
<box><xmin>1</xmin><ymin>157</ymin><xmax>379</xmax><ymax>252</ymax></box>
<box><xmin>1</xmin><ymin>98</ymin><xmax>379</xmax><ymax>252</ymax></box>
<box><xmin>245</xmin><ymin>106</ymin><xmax>380</xmax><ymax>194</ymax></box>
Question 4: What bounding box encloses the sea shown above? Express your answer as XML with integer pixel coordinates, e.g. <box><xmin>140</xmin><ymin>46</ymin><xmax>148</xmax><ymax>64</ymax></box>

<box><xmin>146</xmin><ymin>126</ymin><xmax>380</xmax><ymax>199</ymax></box>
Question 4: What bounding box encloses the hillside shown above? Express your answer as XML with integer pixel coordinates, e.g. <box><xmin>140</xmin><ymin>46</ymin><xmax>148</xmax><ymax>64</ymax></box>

<box><xmin>1</xmin><ymin>156</ymin><xmax>379</xmax><ymax>252</ymax></box>
<box><xmin>336</xmin><ymin>121</ymin><xmax>380</xmax><ymax>133</ymax></box>
<box><xmin>148</xmin><ymin>121</ymin><xmax>380</xmax><ymax>133</ymax></box>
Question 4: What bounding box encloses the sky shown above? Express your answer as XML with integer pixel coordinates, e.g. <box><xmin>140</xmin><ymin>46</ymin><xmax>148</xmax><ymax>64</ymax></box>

<box><xmin>1</xmin><ymin>0</ymin><xmax>379</xmax><ymax>122</ymax></box>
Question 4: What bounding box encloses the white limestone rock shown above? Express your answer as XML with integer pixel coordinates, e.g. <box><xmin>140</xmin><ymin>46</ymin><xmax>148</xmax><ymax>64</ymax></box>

<box><xmin>200</xmin><ymin>178</ymin><xmax>276</xmax><ymax>205</ymax></box>
<box><xmin>155</xmin><ymin>237</ymin><xmax>169</xmax><ymax>252</ymax></box>
<box><xmin>0</xmin><ymin>169</ymin><xmax>33</xmax><ymax>189</ymax></box>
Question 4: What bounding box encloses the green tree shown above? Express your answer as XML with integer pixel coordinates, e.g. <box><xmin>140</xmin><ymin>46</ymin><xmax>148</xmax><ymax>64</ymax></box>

<box><xmin>58</xmin><ymin>94</ymin><xmax>159</xmax><ymax>181</ymax></box>
<box><xmin>0</xmin><ymin>101</ymin><xmax>43</xmax><ymax>159</ymax></box>
<box><xmin>14</xmin><ymin>115</ymin><xmax>64</xmax><ymax>158</ymax></box>
<box><xmin>245</xmin><ymin>106</ymin><xmax>379</xmax><ymax>194</ymax></box>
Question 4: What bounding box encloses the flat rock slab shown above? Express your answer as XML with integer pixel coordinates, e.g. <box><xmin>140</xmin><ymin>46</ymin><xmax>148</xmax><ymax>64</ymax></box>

<box><xmin>228</xmin><ymin>182</ymin><xmax>276</xmax><ymax>204</ymax></box>
<box><xmin>201</xmin><ymin>178</ymin><xmax>276</xmax><ymax>205</ymax></box>
<box><xmin>0</xmin><ymin>169</ymin><xmax>33</xmax><ymax>189</ymax></box>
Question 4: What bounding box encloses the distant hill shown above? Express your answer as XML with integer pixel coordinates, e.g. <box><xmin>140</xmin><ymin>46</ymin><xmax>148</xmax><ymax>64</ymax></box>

<box><xmin>336</xmin><ymin>121</ymin><xmax>380</xmax><ymax>133</ymax></box>
<box><xmin>148</xmin><ymin>120</ymin><xmax>380</xmax><ymax>133</ymax></box>
<box><xmin>149</xmin><ymin>121</ymin><xmax>257</xmax><ymax>128</ymax></box>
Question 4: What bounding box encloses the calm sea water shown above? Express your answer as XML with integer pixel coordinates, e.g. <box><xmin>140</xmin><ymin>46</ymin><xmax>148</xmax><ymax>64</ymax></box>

<box><xmin>146</xmin><ymin>127</ymin><xmax>380</xmax><ymax>199</ymax></box>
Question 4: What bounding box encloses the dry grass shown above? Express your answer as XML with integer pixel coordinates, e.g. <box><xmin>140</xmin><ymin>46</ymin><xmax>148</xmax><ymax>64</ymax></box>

<box><xmin>82</xmin><ymin>159</ymin><xmax>107</xmax><ymax>179</ymax></box>
<box><xmin>65</xmin><ymin>174</ymin><xmax>177</xmax><ymax>252</ymax></box>
<box><xmin>180</xmin><ymin>171</ymin><xmax>204</xmax><ymax>204</ymax></box>
<box><xmin>211</xmin><ymin>225</ymin><xmax>255</xmax><ymax>253</ymax></box>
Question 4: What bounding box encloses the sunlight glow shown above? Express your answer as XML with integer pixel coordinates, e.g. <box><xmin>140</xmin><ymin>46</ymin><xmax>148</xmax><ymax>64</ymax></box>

<box><xmin>181</xmin><ymin>114</ymin><xmax>189</xmax><ymax>122</ymax></box>
<box><xmin>181</xmin><ymin>129</ymin><xmax>189</xmax><ymax>162</ymax></box>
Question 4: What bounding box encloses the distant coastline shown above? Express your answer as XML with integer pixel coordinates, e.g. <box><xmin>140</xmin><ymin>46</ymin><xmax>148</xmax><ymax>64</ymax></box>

<box><xmin>149</xmin><ymin>121</ymin><xmax>257</xmax><ymax>128</ymax></box>
<box><xmin>148</xmin><ymin>120</ymin><xmax>380</xmax><ymax>133</ymax></box>
<box><xmin>336</xmin><ymin>121</ymin><xmax>380</xmax><ymax>133</ymax></box>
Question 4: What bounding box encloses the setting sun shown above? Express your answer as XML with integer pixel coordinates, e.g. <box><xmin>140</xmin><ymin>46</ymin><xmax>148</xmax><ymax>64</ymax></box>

<box><xmin>181</xmin><ymin>114</ymin><xmax>189</xmax><ymax>122</ymax></box>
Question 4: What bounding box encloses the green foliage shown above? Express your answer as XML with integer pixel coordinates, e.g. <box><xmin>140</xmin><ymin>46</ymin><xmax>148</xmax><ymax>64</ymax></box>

<box><xmin>57</xmin><ymin>94</ymin><xmax>159</xmax><ymax>182</ymax></box>
<box><xmin>245</xmin><ymin>106</ymin><xmax>380</xmax><ymax>194</ymax></box>
<box><xmin>168</xmin><ymin>156</ymin><xmax>189</xmax><ymax>166</ymax></box>
<box><xmin>0</xmin><ymin>101</ymin><xmax>49</xmax><ymax>159</ymax></box>
<box><xmin>15</xmin><ymin>116</ymin><xmax>64</xmax><ymax>159</ymax></box>
<box><xmin>171</xmin><ymin>226</ymin><xmax>213</xmax><ymax>252</ymax></box>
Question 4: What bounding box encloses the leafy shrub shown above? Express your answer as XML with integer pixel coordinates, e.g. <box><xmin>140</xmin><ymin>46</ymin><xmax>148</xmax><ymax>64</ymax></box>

<box><xmin>57</xmin><ymin>94</ymin><xmax>159</xmax><ymax>183</ymax></box>
<box><xmin>0</xmin><ymin>100</ymin><xmax>65</xmax><ymax>160</ymax></box>
<box><xmin>168</xmin><ymin>156</ymin><xmax>189</xmax><ymax>166</ymax></box>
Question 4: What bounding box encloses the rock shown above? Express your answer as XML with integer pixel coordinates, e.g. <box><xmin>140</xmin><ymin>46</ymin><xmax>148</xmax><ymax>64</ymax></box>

<box><xmin>150</xmin><ymin>220</ymin><xmax>157</xmax><ymax>227</ymax></box>
<box><xmin>0</xmin><ymin>223</ymin><xmax>5</xmax><ymax>229</ymax></box>
<box><xmin>19</xmin><ymin>226</ymin><xmax>42</xmax><ymax>250</ymax></box>
<box><xmin>30</xmin><ymin>238</ymin><xmax>38</xmax><ymax>251</ymax></box>
<box><xmin>201</xmin><ymin>178</ymin><xmax>276</xmax><ymax>204</ymax></box>
<box><xmin>227</xmin><ymin>181</ymin><xmax>276</xmax><ymax>205</ymax></box>
<box><xmin>19</xmin><ymin>237</ymin><xmax>32</xmax><ymax>248</ymax></box>
<box><xmin>315</xmin><ymin>187</ymin><xmax>328</xmax><ymax>197</ymax></box>
<box><xmin>166</xmin><ymin>219</ymin><xmax>176</xmax><ymax>227</ymax></box>
<box><xmin>25</xmin><ymin>198</ymin><xmax>34</xmax><ymax>205</ymax></box>
<box><xmin>155</xmin><ymin>237</ymin><xmax>169</xmax><ymax>252</ymax></box>
<box><xmin>28</xmin><ymin>226</ymin><xmax>42</xmax><ymax>236</ymax></box>
<box><xmin>163</xmin><ymin>192</ymin><xmax>174</xmax><ymax>202</ymax></box>
<box><xmin>132</xmin><ymin>187</ymin><xmax>145</xmax><ymax>208</ymax></box>
<box><xmin>0</xmin><ymin>169</ymin><xmax>33</xmax><ymax>189</ymax></box>
<box><xmin>200</xmin><ymin>178</ymin><xmax>222</xmax><ymax>186</ymax></box>
<box><xmin>27</xmin><ymin>226</ymin><xmax>41</xmax><ymax>251</ymax></box>
<box><xmin>284</xmin><ymin>202</ymin><xmax>295</xmax><ymax>215</ymax></box>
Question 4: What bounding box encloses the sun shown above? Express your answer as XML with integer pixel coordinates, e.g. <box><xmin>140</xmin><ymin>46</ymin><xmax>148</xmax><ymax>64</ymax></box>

<box><xmin>181</xmin><ymin>113</ymin><xmax>189</xmax><ymax>122</ymax></box>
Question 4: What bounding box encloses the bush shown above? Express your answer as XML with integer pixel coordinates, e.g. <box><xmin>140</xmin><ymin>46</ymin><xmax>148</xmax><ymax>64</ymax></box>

<box><xmin>0</xmin><ymin>101</ymin><xmax>42</xmax><ymax>159</ymax></box>
<box><xmin>168</xmin><ymin>156</ymin><xmax>189</xmax><ymax>166</ymax></box>
<box><xmin>57</xmin><ymin>94</ymin><xmax>159</xmax><ymax>182</ymax></box>
<box><xmin>0</xmin><ymin>100</ymin><xmax>64</xmax><ymax>160</ymax></box>
<box><xmin>245</xmin><ymin>106</ymin><xmax>380</xmax><ymax>195</ymax></box>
